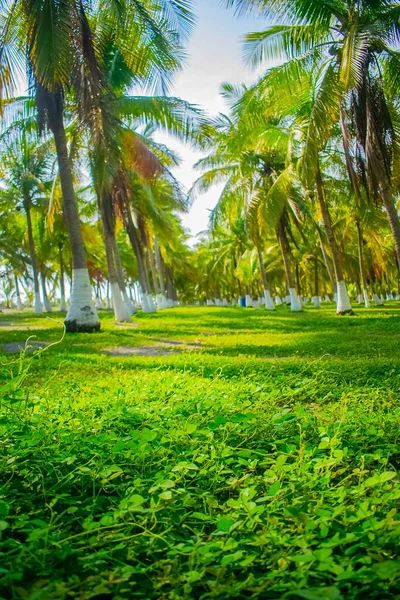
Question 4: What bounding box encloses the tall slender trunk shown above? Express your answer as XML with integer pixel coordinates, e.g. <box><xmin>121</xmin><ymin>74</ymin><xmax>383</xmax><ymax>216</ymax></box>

<box><xmin>59</xmin><ymin>243</ymin><xmax>67</xmax><ymax>311</ymax></box>
<box><xmin>24</xmin><ymin>197</ymin><xmax>42</xmax><ymax>313</ymax></box>
<box><xmin>49</xmin><ymin>100</ymin><xmax>99</xmax><ymax>332</ymax></box>
<box><xmin>364</xmin><ymin>92</ymin><xmax>400</xmax><ymax>282</ymax></box>
<box><xmin>166</xmin><ymin>266</ymin><xmax>177</xmax><ymax>306</ymax></box>
<box><xmin>256</xmin><ymin>246</ymin><xmax>274</xmax><ymax>310</ymax></box>
<box><xmin>277</xmin><ymin>219</ymin><xmax>302</xmax><ymax>311</ymax></box>
<box><xmin>111</xmin><ymin>236</ymin><xmax>136</xmax><ymax>314</ymax></box>
<box><xmin>124</xmin><ymin>208</ymin><xmax>147</xmax><ymax>291</ymax></box>
<box><xmin>99</xmin><ymin>198</ymin><xmax>131</xmax><ymax>323</ymax></box>
<box><xmin>295</xmin><ymin>263</ymin><xmax>302</xmax><ymax>297</ymax></box>
<box><xmin>341</xmin><ymin>108</ymin><xmax>370</xmax><ymax>307</ymax></box>
<box><xmin>123</xmin><ymin>207</ymin><xmax>155</xmax><ymax>312</ymax></box>
<box><xmin>41</xmin><ymin>271</ymin><xmax>52</xmax><ymax>312</ymax></box>
<box><xmin>356</xmin><ymin>220</ymin><xmax>370</xmax><ymax>307</ymax></box>
<box><xmin>315</xmin><ymin>163</ymin><xmax>352</xmax><ymax>314</ymax></box>
<box><xmin>14</xmin><ymin>275</ymin><xmax>23</xmax><ymax>310</ymax></box>
<box><xmin>143</xmin><ymin>252</ymin><xmax>154</xmax><ymax>299</ymax></box>
<box><xmin>315</xmin><ymin>226</ymin><xmax>335</xmax><ymax>293</ymax></box>
<box><xmin>149</xmin><ymin>250</ymin><xmax>161</xmax><ymax>295</ymax></box>
<box><xmin>106</xmin><ymin>280</ymin><xmax>111</xmax><ymax>308</ymax></box>
<box><xmin>312</xmin><ymin>257</ymin><xmax>320</xmax><ymax>308</ymax></box>
<box><xmin>154</xmin><ymin>238</ymin><xmax>166</xmax><ymax>295</ymax></box>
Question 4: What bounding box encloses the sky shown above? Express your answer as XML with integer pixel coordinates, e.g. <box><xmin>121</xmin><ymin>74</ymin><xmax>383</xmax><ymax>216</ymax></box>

<box><xmin>154</xmin><ymin>0</ymin><xmax>266</xmax><ymax>242</ymax></box>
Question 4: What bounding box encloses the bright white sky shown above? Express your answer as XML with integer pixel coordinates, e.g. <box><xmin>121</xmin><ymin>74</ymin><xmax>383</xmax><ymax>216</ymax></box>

<box><xmin>154</xmin><ymin>0</ymin><xmax>266</xmax><ymax>242</ymax></box>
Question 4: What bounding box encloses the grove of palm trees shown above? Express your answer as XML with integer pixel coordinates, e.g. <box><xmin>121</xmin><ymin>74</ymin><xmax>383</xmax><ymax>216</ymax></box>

<box><xmin>0</xmin><ymin>1</ymin><xmax>400</xmax><ymax>599</ymax></box>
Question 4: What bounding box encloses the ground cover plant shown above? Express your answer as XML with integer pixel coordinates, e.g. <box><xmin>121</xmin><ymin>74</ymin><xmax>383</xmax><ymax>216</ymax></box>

<box><xmin>1</xmin><ymin>304</ymin><xmax>400</xmax><ymax>599</ymax></box>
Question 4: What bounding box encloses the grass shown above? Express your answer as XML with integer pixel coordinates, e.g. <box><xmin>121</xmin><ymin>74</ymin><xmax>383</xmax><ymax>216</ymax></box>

<box><xmin>0</xmin><ymin>304</ymin><xmax>400</xmax><ymax>599</ymax></box>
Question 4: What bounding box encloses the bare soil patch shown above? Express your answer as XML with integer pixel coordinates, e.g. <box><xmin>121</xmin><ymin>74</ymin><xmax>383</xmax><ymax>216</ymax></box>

<box><xmin>1</xmin><ymin>341</ymin><xmax>51</xmax><ymax>354</ymax></box>
<box><xmin>101</xmin><ymin>346</ymin><xmax>177</xmax><ymax>357</ymax></box>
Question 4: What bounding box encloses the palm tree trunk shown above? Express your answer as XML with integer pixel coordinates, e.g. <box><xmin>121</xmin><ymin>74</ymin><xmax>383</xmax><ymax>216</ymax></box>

<box><xmin>154</xmin><ymin>238</ymin><xmax>166</xmax><ymax>294</ymax></box>
<box><xmin>150</xmin><ymin>249</ymin><xmax>166</xmax><ymax>309</ymax></box>
<box><xmin>106</xmin><ymin>280</ymin><xmax>111</xmax><ymax>308</ymax></box>
<box><xmin>124</xmin><ymin>208</ymin><xmax>155</xmax><ymax>312</ymax></box>
<box><xmin>143</xmin><ymin>252</ymin><xmax>156</xmax><ymax>309</ymax></box>
<box><xmin>256</xmin><ymin>246</ymin><xmax>274</xmax><ymax>310</ymax></box>
<box><xmin>24</xmin><ymin>197</ymin><xmax>42</xmax><ymax>314</ymax></box>
<box><xmin>312</xmin><ymin>257</ymin><xmax>320</xmax><ymax>308</ymax></box>
<box><xmin>364</xmin><ymin>91</ymin><xmax>400</xmax><ymax>285</ymax></box>
<box><xmin>49</xmin><ymin>101</ymin><xmax>99</xmax><ymax>332</ymax></box>
<box><xmin>99</xmin><ymin>198</ymin><xmax>131</xmax><ymax>323</ymax></box>
<box><xmin>355</xmin><ymin>220</ymin><xmax>370</xmax><ymax>307</ymax></box>
<box><xmin>277</xmin><ymin>219</ymin><xmax>302</xmax><ymax>311</ymax></box>
<box><xmin>41</xmin><ymin>272</ymin><xmax>52</xmax><ymax>313</ymax></box>
<box><xmin>149</xmin><ymin>250</ymin><xmax>161</xmax><ymax>295</ymax></box>
<box><xmin>315</xmin><ymin>226</ymin><xmax>335</xmax><ymax>294</ymax></box>
<box><xmin>14</xmin><ymin>275</ymin><xmax>23</xmax><ymax>310</ymax></box>
<box><xmin>58</xmin><ymin>243</ymin><xmax>67</xmax><ymax>311</ymax></box>
<box><xmin>111</xmin><ymin>235</ymin><xmax>136</xmax><ymax>314</ymax></box>
<box><xmin>315</xmin><ymin>163</ymin><xmax>352</xmax><ymax>314</ymax></box>
<box><xmin>155</xmin><ymin>242</ymin><xmax>167</xmax><ymax>309</ymax></box>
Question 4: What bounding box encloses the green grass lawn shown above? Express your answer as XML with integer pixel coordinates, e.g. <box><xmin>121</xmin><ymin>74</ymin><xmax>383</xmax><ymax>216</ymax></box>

<box><xmin>1</xmin><ymin>304</ymin><xmax>400</xmax><ymax>599</ymax></box>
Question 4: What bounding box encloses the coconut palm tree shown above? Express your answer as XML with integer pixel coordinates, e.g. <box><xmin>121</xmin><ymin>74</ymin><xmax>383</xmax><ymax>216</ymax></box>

<box><xmin>191</xmin><ymin>89</ymin><xmax>307</xmax><ymax>311</ymax></box>
<box><xmin>0</xmin><ymin>0</ymin><xmax>194</xmax><ymax>331</ymax></box>
<box><xmin>0</xmin><ymin>126</ymin><xmax>54</xmax><ymax>313</ymax></box>
<box><xmin>227</xmin><ymin>0</ymin><xmax>400</xmax><ymax>292</ymax></box>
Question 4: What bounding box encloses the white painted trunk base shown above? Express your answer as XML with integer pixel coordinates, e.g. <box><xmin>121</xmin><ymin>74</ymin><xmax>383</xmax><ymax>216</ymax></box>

<box><xmin>157</xmin><ymin>294</ymin><xmax>168</xmax><ymax>309</ymax></box>
<box><xmin>312</xmin><ymin>296</ymin><xmax>320</xmax><ymax>308</ymax></box>
<box><xmin>34</xmin><ymin>292</ymin><xmax>43</xmax><ymax>314</ymax></box>
<box><xmin>222</xmin><ymin>298</ymin><xmax>228</xmax><ymax>306</ymax></box>
<box><xmin>43</xmin><ymin>297</ymin><xmax>52</xmax><ymax>313</ymax></box>
<box><xmin>147</xmin><ymin>294</ymin><xmax>157</xmax><ymax>313</ymax></box>
<box><xmin>372</xmin><ymin>293</ymin><xmax>384</xmax><ymax>306</ymax></box>
<box><xmin>289</xmin><ymin>288</ymin><xmax>302</xmax><ymax>311</ymax></box>
<box><xmin>253</xmin><ymin>300</ymin><xmax>260</xmax><ymax>310</ymax></box>
<box><xmin>275</xmin><ymin>296</ymin><xmax>282</xmax><ymax>306</ymax></box>
<box><xmin>231</xmin><ymin>298</ymin><xmax>236</xmax><ymax>306</ymax></box>
<box><xmin>142</xmin><ymin>294</ymin><xmax>156</xmax><ymax>313</ymax></box>
<box><xmin>336</xmin><ymin>280</ymin><xmax>352</xmax><ymax>314</ymax></box>
<box><xmin>324</xmin><ymin>295</ymin><xmax>331</xmax><ymax>302</ymax></box>
<box><xmin>123</xmin><ymin>290</ymin><xmax>137</xmax><ymax>315</ymax></box>
<box><xmin>363</xmin><ymin>290</ymin><xmax>370</xmax><ymax>308</ymax></box>
<box><xmin>206</xmin><ymin>299</ymin><xmax>214</xmax><ymax>306</ymax></box>
<box><xmin>245</xmin><ymin>295</ymin><xmax>252</xmax><ymax>308</ymax></box>
<box><xmin>60</xmin><ymin>296</ymin><xmax>67</xmax><ymax>312</ymax></box>
<box><xmin>141</xmin><ymin>294</ymin><xmax>149</xmax><ymax>312</ymax></box>
<box><xmin>156</xmin><ymin>294</ymin><xmax>164</xmax><ymax>309</ymax></box>
<box><xmin>65</xmin><ymin>269</ymin><xmax>99</xmax><ymax>331</ymax></box>
<box><xmin>111</xmin><ymin>282</ymin><xmax>131</xmax><ymax>323</ymax></box>
<box><xmin>264</xmin><ymin>290</ymin><xmax>275</xmax><ymax>310</ymax></box>
<box><xmin>16</xmin><ymin>297</ymin><xmax>23</xmax><ymax>311</ymax></box>
<box><xmin>214</xmin><ymin>298</ymin><xmax>221</xmax><ymax>306</ymax></box>
<box><xmin>95</xmin><ymin>298</ymin><xmax>103</xmax><ymax>309</ymax></box>
<box><xmin>357</xmin><ymin>294</ymin><xmax>363</xmax><ymax>304</ymax></box>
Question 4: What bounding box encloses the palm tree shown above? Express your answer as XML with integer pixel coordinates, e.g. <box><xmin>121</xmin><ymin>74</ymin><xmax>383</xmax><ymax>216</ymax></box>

<box><xmin>191</xmin><ymin>90</ymin><xmax>306</xmax><ymax>311</ymax></box>
<box><xmin>0</xmin><ymin>0</ymin><xmax>194</xmax><ymax>330</ymax></box>
<box><xmin>0</xmin><ymin>127</ymin><xmax>54</xmax><ymax>313</ymax></box>
<box><xmin>228</xmin><ymin>0</ymin><xmax>400</xmax><ymax>295</ymax></box>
